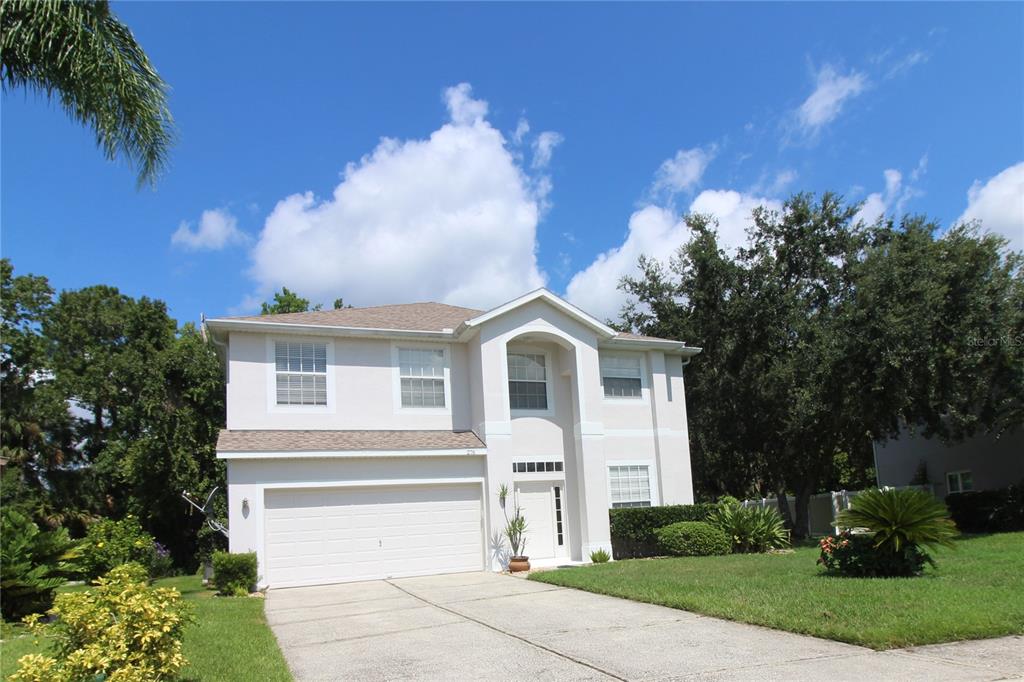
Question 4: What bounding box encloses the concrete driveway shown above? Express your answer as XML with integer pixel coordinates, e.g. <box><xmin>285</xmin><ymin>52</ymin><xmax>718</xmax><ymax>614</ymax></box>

<box><xmin>265</xmin><ymin>571</ymin><xmax>1023</xmax><ymax>681</ymax></box>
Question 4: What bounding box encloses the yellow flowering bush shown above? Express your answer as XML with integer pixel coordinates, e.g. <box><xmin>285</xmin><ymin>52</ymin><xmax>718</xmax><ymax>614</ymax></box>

<box><xmin>10</xmin><ymin>563</ymin><xmax>194</xmax><ymax>682</ymax></box>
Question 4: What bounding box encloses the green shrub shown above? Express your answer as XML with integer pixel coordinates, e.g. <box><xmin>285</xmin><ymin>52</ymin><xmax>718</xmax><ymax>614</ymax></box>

<box><xmin>80</xmin><ymin>516</ymin><xmax>163</xmax><ymax>579</ymax></box>
<box><xmin>709</xmin><ymin>501</ymin><xmax>790</xmax><ymax>553</ymax></box>
<box><xmin>830</xmin><ymin>487</ymin><xmax>958</xmax><ymax>576</ymax></box>
<box><xmin>817</xmin><ymin>531</ymin><xmax>932</xmax><ymax>577</ymax></box>
<box><xmin>1</xmin><ymin>509</ymin><xmax>81</xmax><ymax>620</ymax></box>
<box><xmin>10</xmin><ymin>563</ymin><xmax>193</xmax><ymax>682</ymax></box>
<box><xmin>609</xmin><ymin>504</ymin><xmax>716</xmax><ymax>558</ymax></box>
<box><xmin>589</xmin><ymin>548</ymin><xmax>610</xmax><ymax>563</ymax></box>
<box><xmin>945</xmin><ymin>483</ymin><xmax>1024</xmax><ymax>533</ymax></box>
<box><xmin>212</xmin><ymin>551</ymin><xmax>258</xmax><ymax>596</ymax></box>
<box><xmin>654</xmin><ymin>521</ymin><xmax>731</xmax><ymax>556</ymax></box>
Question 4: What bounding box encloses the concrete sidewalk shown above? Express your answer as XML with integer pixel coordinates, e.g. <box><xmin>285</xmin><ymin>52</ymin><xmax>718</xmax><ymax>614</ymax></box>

<box><xmin>265</xmin><ymin>571</ymin><xmax>1023</xmax><ymax>681</ymax></box>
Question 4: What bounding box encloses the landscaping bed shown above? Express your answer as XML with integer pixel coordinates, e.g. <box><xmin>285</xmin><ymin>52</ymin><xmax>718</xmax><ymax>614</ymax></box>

<box><xmin>530</xmin><ymin>532</ymin><xmax>1024</xmax><ymax>650</ymax></box>
<box><xmin>0</xmin><ymin>575</ymin><xmax>291</xmax><ymax>681</ymax></box>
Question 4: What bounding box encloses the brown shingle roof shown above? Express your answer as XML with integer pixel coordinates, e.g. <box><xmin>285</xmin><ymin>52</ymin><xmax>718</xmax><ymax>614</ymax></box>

<box><xmin>614</xmin><ymin>331</ymin><xmax>681</xmax><ymax>342</ymax></box>
<box><xmin>227</xmin><ymin>303</ymin><xmax>483</xmax><ymax>333</ymax></box>
<box><xmin>217</xmin><ymin>429</ymin><xmax>485</xmax><ymax>453</ymax></box>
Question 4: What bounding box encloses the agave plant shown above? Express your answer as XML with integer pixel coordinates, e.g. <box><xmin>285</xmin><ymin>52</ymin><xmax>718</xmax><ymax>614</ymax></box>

<box><xmin>709</xmin><ymin>501</ymin><xmax>789</xmax><ymax>553</ymax></box>
<box><xmin>836</xmin><ymin>488</ymin><xmax>958</xmax><ymax>554</ymax></box>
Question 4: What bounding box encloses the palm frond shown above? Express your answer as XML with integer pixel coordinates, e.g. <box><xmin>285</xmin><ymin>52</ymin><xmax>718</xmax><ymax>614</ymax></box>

<box><xmin>836</xmin><ymin>488</ymin><xmax>958</xmax><ymax>553</ymax></box>
<box><xmin>1</xmin><ymin>0</ymin><xmax>175</xmax><ymax>186</ymax></box>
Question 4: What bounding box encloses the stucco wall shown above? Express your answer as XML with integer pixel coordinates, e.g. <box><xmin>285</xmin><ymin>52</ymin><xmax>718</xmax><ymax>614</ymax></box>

<box><xmin>875</xmin><ymin>428</ymin><xmax>1024</xmax><ymax>497</ymax></box>
<box><xmin>226</xmin><ymin>332</ymin><xmax>471</xmax><ymax>431</ymax></box>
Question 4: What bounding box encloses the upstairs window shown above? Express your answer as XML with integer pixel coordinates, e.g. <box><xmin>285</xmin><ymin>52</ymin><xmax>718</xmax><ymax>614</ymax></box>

<box><xmin>399</xmin><ymin>348</ymin><xmax>446</xmax><ymax>408</ymax></box>
<box><xmin>508</xmin><ymin>352</ymin><xmax>548</xmax><ymax>411</ymax></box>
<box><xmin>946</xmin><ymin>470</ymin><xmax>973</xmax><ymax>494</ymax></box>
<box><xmin>601</xmin><ymin>354</ymin><xmax>643</xmax><ymax>398</ymax></box>
<box><xmin>275</xmin><ymin>342</ymin><xmax>327</xmax><ymax>405</ymax></box>
<box><xmin>608</xmin><ymin>465</ymin><xmax>652</xmax><ymax>508</ymax></box>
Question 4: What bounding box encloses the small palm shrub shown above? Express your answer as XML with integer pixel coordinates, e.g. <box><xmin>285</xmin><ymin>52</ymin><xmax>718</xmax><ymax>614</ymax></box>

<box><xmin>825</xmin><ymin>487</ymin><xmax>958</xmax><ymax>577</ymax></box>
<box><xmin>589</xmin><ymin>548</ymin><xmax>610</xmax><ymax>563</ymax></box>
<box><xmin>709</xmin><ymin>501</ymin><xmax>790</xmax><ymax>553</ymax></box>
<box><xmin>212</xmin><ymin>551</ymin><xmax>258</xmax><ymax>596</ymax></box>
<box><xmin>1</xmin><ymin>508</ymin><xmax>81</xmax><ymax>620</ymax></box>
<box><xmin>654</xmin><ymin>521</ymin><xmax>731</xmax><ymax>556</ymax></box>
<box><xmin>80</xmin><ymin>515</ymin><xmax>164</xmax><ymax>579</ymax></box>
<box><xmin>10</xmin><ymin>563</ymin><xmax>193</xmax><ymax>682</ymax></box>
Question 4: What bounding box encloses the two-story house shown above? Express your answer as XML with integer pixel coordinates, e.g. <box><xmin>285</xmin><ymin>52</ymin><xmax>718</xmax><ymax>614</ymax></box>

<box><xmin>204</xmin><ymin>288</ymin><xmax>701</xmax><ymax>589</ymax></box>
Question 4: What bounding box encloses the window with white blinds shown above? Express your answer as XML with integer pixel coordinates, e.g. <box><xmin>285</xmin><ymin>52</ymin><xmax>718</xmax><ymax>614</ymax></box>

<box><xmin>608</xmin><ymin>465</ymin><xmax>652</xmax><ymax>508</ymax></box>
<box><xmin>275</xmin><ymin>342</ymin><xmax>327</xmax><ymax>405</ymax></box>
<box><xmin>601</xmin><ymin>354</ymin><xmax>643</xmax><ymax>398</ymax></box>
<box><xmin>399</xmin><ymin>348</ymin><xmax>446</xmax><ymax>408</ymax></box>
<box><xmin>508</xmin><ymin>352</ymin><xmax>548</xmax><ymax>410</ymax></box>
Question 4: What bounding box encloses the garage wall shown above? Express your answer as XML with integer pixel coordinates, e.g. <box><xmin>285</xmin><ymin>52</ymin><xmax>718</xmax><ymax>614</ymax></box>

<box><xmin>227</xmin><ymin>455</ymin><xmax>487</xmax><ymax>587</ymax></box>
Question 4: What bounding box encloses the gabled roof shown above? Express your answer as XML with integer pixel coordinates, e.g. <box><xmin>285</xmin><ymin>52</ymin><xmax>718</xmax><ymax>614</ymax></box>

<box><xmin>225</xmin><ymin>302</ymin><xmax>481</xmax><ymax>333</ymax></box>
<box><xmin>457</xmin><ymin>288</ymin><xmax>618</xmax><ymax>339</ymax></box>
<box><xmin>204</xmin><ymin>289</ymin><xmax>700</xmax><ymax>355</ymax></box>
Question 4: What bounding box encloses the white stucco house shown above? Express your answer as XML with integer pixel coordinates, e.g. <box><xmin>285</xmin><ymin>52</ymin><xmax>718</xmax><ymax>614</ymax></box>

<box><xmin>203</xmin><ymin>288</ymin><xmax>701</xmax><ymax>589</ymax></box>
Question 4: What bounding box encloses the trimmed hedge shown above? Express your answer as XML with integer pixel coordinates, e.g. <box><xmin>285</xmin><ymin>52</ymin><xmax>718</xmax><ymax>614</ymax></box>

<box><xmin>212</xmin><ymin>551</ymin><xmax>258</xmax><ymax>596</ymax></box>
<box><xmin>609</xmin><ymin>504</ymin><xmax>716</xmax><ymax>558</ymax></box>
<box><xmin>946</xmin><ymin>483</ymin><xmax>1024</xmax><ymax>533</ymax></box>
<box><xmin>654</xmin><ymin>521</ymin><xmax>731</xmax><ymax>557</ymax></box>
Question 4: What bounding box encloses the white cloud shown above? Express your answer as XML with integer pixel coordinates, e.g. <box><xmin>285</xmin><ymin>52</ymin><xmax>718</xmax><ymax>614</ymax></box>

<box><xmin>532</xmin><ymin>131</ymin><xmax>564</xmax><ymax>169</ymax></box>
<box><xmin>885</xmin><ymin>50</ymin><xmax>930</xmax><ymax>79</ymax></box>
<box><xmin>752</xmin><ymin>168</ymin><xmax>798</xmax><ymax>196</ymax></box>
<box><xmin>852</xmin><ymin>161</ymin><xmax>926</xmax><ymax>226</ymax></box>
<box><xmin>444</xmin><ymin>82</ymin><xmax>488</xmax><ymax>126</ymax></box>
<box><xmin>246</xmin><ymin>83</ymin><xmax>549</xmax><ymax>309</ymax></box>
<box><xmin>651</xmin><ymin>146</ymin><xmax>715</xmax><ymax>197</ymax></box>
<box><xmin>171</xmin><ymin>208</ymin><xmax>247</xmax><ymax>251</ymax></box>
<box><xmin>795</xmin><ymin>64</ymin><xmax>868</xmax><ymax>136</ymax></box>
<box><xmin>512</xmin><ymin>118</ymin><xmax>530</xmax><ymax>145</ymax></box>
<box><xmin>565</xmin><ymin>190</ymin><xmax>780</xmax><ymax>321</ymax></box>
<box><xmin>957</xmin><ymin>162</ymin><xmax>1024</xmax><ymax>252</ymax></box>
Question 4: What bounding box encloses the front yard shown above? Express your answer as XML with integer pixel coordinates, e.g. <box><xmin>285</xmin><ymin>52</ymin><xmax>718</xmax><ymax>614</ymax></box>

<box><xmin>0</xmin><ymin>575</ymin><xmax>291</xmax><ymax>681</ymax></box>
<box><xmin>530</xmin><ymin>532</ymin><xmax>1024</xmax><ymax>650</ymax></box>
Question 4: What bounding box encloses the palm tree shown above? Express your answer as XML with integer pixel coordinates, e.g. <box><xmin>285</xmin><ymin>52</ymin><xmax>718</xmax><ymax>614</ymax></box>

<box><xmin>1</xmin><ymin>0</ymin><xmax>174</xmax><ymax>186</ymax></box>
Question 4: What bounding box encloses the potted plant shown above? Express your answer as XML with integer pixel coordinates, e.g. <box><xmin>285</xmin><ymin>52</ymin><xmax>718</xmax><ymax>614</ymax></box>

<box><xmin>499</xmin><ymin>484</ymin><xmax>529</xmax><ymax>572</ymax></box>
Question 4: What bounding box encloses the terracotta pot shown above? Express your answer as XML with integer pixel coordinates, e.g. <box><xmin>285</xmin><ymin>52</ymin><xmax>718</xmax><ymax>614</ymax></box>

<box><xmin>509</xmin><ymin>556</ymin><xmax>531</xmax><ymax>572</ymax></box>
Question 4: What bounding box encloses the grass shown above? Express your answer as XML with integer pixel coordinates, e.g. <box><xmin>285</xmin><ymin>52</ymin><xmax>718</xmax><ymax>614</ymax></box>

<box><xmin>0</xmin><ymin>575</ymin><xmax>291</xmax><ymax>681</ymax></box>
<box><xmin>530</xmin><ymin>532</ymin><xmax>1024</xmax><ymax>650</ymax></box>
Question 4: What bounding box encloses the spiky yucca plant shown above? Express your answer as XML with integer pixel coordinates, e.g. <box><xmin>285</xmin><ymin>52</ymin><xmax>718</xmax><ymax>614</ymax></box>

<box><xmin>836</xmin><ymin>487</ymin><xmax>958</xmax><ymax>555</ymax></box>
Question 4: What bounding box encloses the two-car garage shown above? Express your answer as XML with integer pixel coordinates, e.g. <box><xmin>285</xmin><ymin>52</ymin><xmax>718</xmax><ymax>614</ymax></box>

<box><xmin>263</xmin><ymin>484</ymin><xmax>484</xmax><ymax>588</ymax></box>
<box><xmin>218</xmin><ymin>429</ymin><xmax>490</xmax><ymax>589</ymax></box>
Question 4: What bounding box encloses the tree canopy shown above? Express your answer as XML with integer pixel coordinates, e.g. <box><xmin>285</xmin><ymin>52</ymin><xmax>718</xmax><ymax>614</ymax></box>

<box><xmin>621</xmin><ymin>194</ymin><xmax>1023</xmax><ymax>536</ymax></box>
<box><xmin>1</xmin><ymin>259</ymin><xmax>225</xmax><ymax>566</ymax></box>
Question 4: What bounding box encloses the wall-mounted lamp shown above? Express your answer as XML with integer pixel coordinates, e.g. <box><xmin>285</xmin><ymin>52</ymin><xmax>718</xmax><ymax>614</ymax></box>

<box><xmin>242</xmin><ymin>498</ymin><xmax>249</xmax><ymax>514</ymax></box>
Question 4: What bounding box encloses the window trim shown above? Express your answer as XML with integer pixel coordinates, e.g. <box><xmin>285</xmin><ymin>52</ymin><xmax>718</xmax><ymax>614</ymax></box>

<box><xmin>391</xmin><ymin>342</ymin><xmax>452</xmax><ymax>415</ymax></box>
<box><xmin>507</xmin><ymin>345</ymin><xmax>555</xmax><ymax>417</ymax></box>
<box><xmin>946</xmin><ymin>469</ymin><xmax>973</xmax><ymax>495</ymax></box>
<box><xmin>606</xmin><ymin>460</ymin><xmax>659</xmax><ymax>508</ymax></box>
<box><xmin>599</xmin><ymin>352</ymin><xmax>648</xmax><ymax>402</ymax></box>
<box><xmin>265</xmin><ymin>337</ymin><xmax>335</xmax><ymax>414</ymax></box>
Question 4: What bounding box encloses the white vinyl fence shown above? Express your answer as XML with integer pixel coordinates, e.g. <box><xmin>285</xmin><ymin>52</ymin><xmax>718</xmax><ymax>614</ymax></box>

<box><xmin>740</xmin><ymin>484</ymin><xmax>935</xmax><ymax>537</ymax></box>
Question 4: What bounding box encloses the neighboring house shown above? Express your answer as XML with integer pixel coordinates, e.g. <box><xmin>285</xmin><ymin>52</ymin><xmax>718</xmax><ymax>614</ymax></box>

<box><xmin>204</xmin><ymin>288</ymin><xmax>701</xmax><ymax>589</ymax></box>
<box><xmin>874</xmin><ymin>428</ymin><xmax>1024</xmax><ymax>498</ymax></box>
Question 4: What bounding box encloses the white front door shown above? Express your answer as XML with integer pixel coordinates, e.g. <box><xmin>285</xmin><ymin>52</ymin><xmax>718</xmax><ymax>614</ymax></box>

<box><xmin>515</xmin><ymin>481</ymin><xmax>569</xmax><ymax>560</ymax></box>
<box><xmin>264</xmin><ymin>484</ymin><xmax>484</xmax><ymax>588</ymax></box>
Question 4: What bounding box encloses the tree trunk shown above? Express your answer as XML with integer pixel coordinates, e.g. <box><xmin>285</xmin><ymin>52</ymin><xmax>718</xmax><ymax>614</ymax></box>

<box><xmin>792</xmin><ymin>486</ymin><xmax>812</xmax><ymax>540</ymax></box>
<box><xmin>776</xmin><ymin>490</ymin><xmax>794</xmax><ymax>529</ymax></box>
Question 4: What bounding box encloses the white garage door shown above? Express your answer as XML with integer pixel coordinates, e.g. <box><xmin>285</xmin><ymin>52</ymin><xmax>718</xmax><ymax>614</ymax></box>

<box><xmin>264</xmin><ymin>484</ymin><xmax>483</xmax><ymax>588</ymax></box>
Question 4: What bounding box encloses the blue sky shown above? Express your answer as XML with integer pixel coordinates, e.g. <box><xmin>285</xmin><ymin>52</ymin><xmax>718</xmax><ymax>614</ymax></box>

<box><xmin>2</xmin><ymin>2</ymin><xmax>1022</xmax><ymax>323</ymax></box>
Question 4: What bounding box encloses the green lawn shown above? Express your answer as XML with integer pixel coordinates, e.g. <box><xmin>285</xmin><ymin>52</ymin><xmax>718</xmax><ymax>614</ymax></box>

<box><xmin>1</xmin><ymin>575</ymin><xmax>291</xmax><ymax>681</ymax></box>
<box><xmin>530</xmin><ymin>532</ymin><xmax>1024</xmax><ymax>650</ymax></box>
